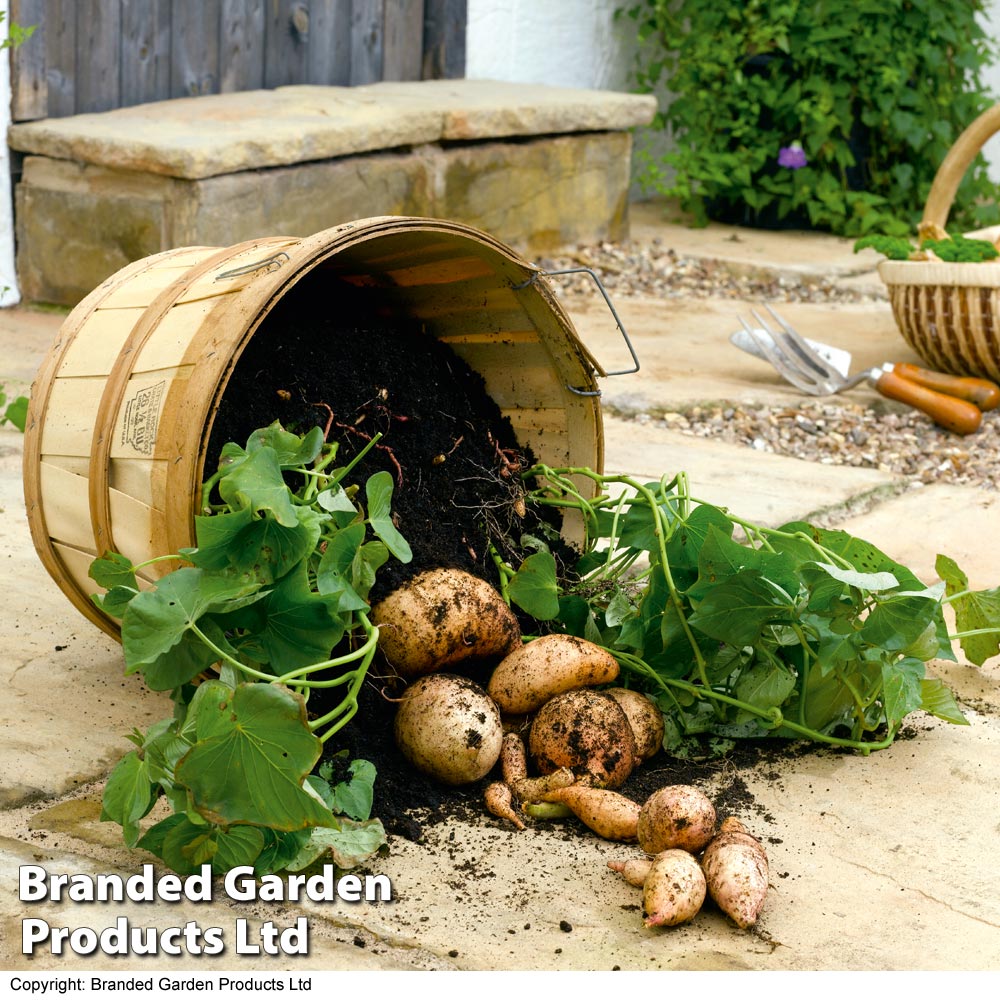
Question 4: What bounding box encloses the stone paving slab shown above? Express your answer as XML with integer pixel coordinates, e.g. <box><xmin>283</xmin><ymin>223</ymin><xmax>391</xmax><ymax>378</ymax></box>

<box><xmin>7</xmin><ymin>81</ymin><xmax>657</xmax><ymax>181</ymax></box>
<box><xmin>567</xmin><ymin>293</ymin><xmax>922</xmax><ymax>415</ymax></box>
<box><xmin>602</xmin><ymin>415</ymin><xmax>901</xmax><ymax>527</ymax></box>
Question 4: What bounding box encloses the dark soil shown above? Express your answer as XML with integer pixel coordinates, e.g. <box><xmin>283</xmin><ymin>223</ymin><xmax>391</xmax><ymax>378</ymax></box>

<box><xmin>207</xmin><ymin>273</ymin><xmax>813</xmax><ymax>843</ymax></box>
<box><xmin>208</xmin><ymin>273</ymin><xmax>571</xmax><ymax>601</ymax></box>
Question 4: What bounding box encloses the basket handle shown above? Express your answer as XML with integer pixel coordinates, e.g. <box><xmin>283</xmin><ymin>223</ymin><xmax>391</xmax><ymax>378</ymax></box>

<box><xmin>922</xmin><ymin>102</ymin><xmax>1000</xmax><ymax>230</ymax></box>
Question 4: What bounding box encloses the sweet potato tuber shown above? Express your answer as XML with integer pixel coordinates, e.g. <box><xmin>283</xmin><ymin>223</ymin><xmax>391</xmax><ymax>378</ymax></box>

<box><xmin>373</xmin><ymin>568</ymin><xmax>521</xmax><ymax>678</ymax></box>
<box><xmin>642</xmin><ymin>849</ymin><xmax>706</xmax><ymax>928</ymax></box>
<box><xmin>529</xmin><ymin>689</ymin><xmax>636</xmax><ymax>788</ymax></box>
<box><xmin>534</xmin><ymin>784</ymin><xmax>640</xmax><ymax>842</ymax></box>
<box><xmin>637</xmin><ymin>784</ymin><xmax>716</xmax><ymax>855</ymax></box>
<box><xmin>484</xmin><ymin>781</ymin><xmax>525</xmax><ymax>831</ymax></box>
<box><xmin>700</xmin><ymin>817</ymin><xmax>769</xmax><ymax>929</ymax></box>
<box><xmin>500</xmin><ymin>731</ymin><xmax>528</xmax><ymax>786</ymax></box>
<box><xmin>606</xmin><ymin>688</ymin><xmax>664</xmax><ymax>762</ymax></box>
<box><xmin>393</xmin><ymin>674</ymin><xmax>503</xmax><ymax>785</ymax></box>
<box><xmin>487</xmin><ymin>633</ymin><xmax>620</xmax><ymax>715</ymax></box>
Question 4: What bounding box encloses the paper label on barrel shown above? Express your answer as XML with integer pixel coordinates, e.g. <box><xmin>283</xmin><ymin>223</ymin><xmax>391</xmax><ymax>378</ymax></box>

<box><xmin>121</xmin><ymin>381</ymin><xmax>165</xmax><ymax>455</ymax></box>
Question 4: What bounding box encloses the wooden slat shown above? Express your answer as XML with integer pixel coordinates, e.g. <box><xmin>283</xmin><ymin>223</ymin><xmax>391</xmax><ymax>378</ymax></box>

<box><xmin>39</xmin><ymin>461</ymin><xmax>92</xmax><ymax>549</ymax></box>
<box><xmin>383</xmin><ymin>0</ymin><xmax>424</xmax><ymax>82</ymax></box>
<box><xmin>109</xmin><ymin>457</ymin><xmax>164</xmax><ymax>509</ymax></box>
<box><xmin>40</xmin><ymin>376</ymin><xmax>107</xmax><ymax>458</ymax></box>
<box><xmin>350</xmin><ymin>0</ymin><xmax>384</xmax><ymax>85</ymax></box>
<box><xmin>131</xmin><ymin>299</ymin><xmax>230</xmax><ymax>373</ymax></box>
<box><xmin>120</xmin><ymin>0</ymin><xmax>171</xmax><ymax>106</ymax></box>
<box><xmin>220</xmin><ymin>0</ymin><xmax>265</xmax><ymax>92</ymax></box>
<box><xmin>170</xmin><ymin>0</ymin><xmax>220</xmax><ymax>97</ymax></box>
<box><xmin>422</xmin><ymin>0</ymin><xmax>465</xmax><ymax>80</ymax></box>
<box><xmin>107</xmin><ymin>486</ymin><xmax>161</xmax><ymax>561</ymax></box>
<box><xmin>264</xmin><ymin>0</ymin><xmax>309</xmax><ymax>88</ymax></box>
<box><xmin>308</xmin><ymin>0</ymin><xmax>351</xmax><ymax>85</ymax></box>
<box><xmin>9</xmin><ymin>0</ymin><xmax>47</xmax><ymax>120</ymax></box>
<box><xmin>43</xmin><ymin>0</ymin><xmax>75</xmax><ymax>117</ymax></box>
<box><xmin>75</xmin><ymin>0</ymin><xmax>122</xmax><ymax>113</ymax></box>
<box><xmin>56</xmin><ymin>307</ymin><xmax>145</xmax><ymax>377</ymax></box>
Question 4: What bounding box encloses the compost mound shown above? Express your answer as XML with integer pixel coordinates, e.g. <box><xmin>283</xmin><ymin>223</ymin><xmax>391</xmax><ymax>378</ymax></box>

<box><xmin>208</xmin><ymin>275</ymin><xmax>550</xmax><ymax>599</ymax></box>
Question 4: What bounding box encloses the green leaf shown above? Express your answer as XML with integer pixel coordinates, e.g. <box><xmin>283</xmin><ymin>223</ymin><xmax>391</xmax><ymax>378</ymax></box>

<box><xmin>806</xmin><ymin>562</ymin><xmax>899</xmax><ymax>593</ymax></box>
<box><xmin>136</xmin><ymin>814</ymin><xmax>189</xmax><ymax>862</ymax></box>
<box><xmin>734</xmin><ymin>661</ymin><xmax>798</xmax><ymax>716</ymax></box>
<box><xmin>92</xmin><ymin>585</ymin><xmax>142</xmax><ymax>619</ymax></box>
<box><xmin>152</xmin><ymin>816</ymin><xmax>266</xmax><ymax>875</ymax></box>
<box><xmin>881</xmin><ymin>656</ymin><xmax>925</xmax><ymax>728</ymax></box>
<box><xmin>617</xmin><ymin>489</ymin><xmax>678</xmax><ymax>551</ymax></box>
<box><xmin>284</xmin><ymin>817</ymin><xmax>387</xmax><ymax>872</ymax></box>
<box><xmin>782</xmin><ymin>522</ymin><xmax>925</xmax><ymax>591</ymax></box>
<box><xmin>89</xmin><ymin>551</ymin><xmax>139</xmax><ymax>592</ymax></box>
<box><xmin>193</xmin><ymin>504</ymin><xmax>325</xmax><ymax>586</ymax></box>
<box><xmin>316</xmin><ymin>522</ymin><xmax>368</xmax><ymax>611</ymax></box>
<box><xmin>218</xmin><ymin>447</ymin><xmax>299</xmax><ymax>527</ymax></box>
<box><xmin>120</xmin><ymin>568</ymin><xmax>264</xmax><ymax>676</ymax></box>
<box><xmin>252</xmin><ymin>563</ymin><xmax>347</xmax><ymax>671</ymax></box>
<box><xmin>2</xmin><ymin>394</ymin><xmax>28</xmax><ymax>431</ymax></box>
<box><xmin>688</xmin><ymin>569</ymin><xmax>798</xmax><ymax>646</ymax></box>
<box><xmin>509</xmin><ymin>550</ymin><xmax>560</xmax><ymax>621</ymax></box>
<box><xmin>328</xmin><ymin>758</ymin><xmax>377</xmax><ymax>821</ymax></box>
<box><xmin>666</xmin><ymin>503</ymin><xmax>734</xmax><ymax>571</ymax></box>
<box><xmin>100</xmin><ymin>751</ymin><xmax>157</xmax><ymax>847</ymax></box>
<box><xmin>936</xmin><ymin>553</ymin><xmax>1000</xmax><ymax>666</ymax></box>
<box><xmin>255</xmin><ymin>829</ymin><xmax>313</xmax><ymax>875</ymax></box>
<box><xmin>920</xmin><ymin>677</ymin><xmax>969</xmax><ymax>726</ymax></box>
<box><xmin>246</xmin><ymin>421</ymin><xmax>325</xmax><ymax>468</ymax></box>
<box><xmin>860</xmin><ymin>589</ymin><xmax>941</xmax><ymax>652</ymax></box>
<box><xmin>365</xmin><ymin>471</ymin><xmax>412</xmax><ymax>563</ymax></box>
<box><xmin>176</xmin><ymin>680</ymin><xmax>335</xmax><ymax>832</ymax></box>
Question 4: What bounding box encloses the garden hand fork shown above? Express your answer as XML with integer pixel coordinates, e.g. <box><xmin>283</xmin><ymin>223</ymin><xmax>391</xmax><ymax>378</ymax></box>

<box><xmin>732</xmin><ymin>305</ymin><xmax>999</xmax><ymax>435</ymax></box>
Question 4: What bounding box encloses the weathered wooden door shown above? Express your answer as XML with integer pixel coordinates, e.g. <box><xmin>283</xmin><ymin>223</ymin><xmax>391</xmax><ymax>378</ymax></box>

<box><xmin>9</xmin><ymin>0</ymin><xmax>467</xmax><ymax>122</ymax></box>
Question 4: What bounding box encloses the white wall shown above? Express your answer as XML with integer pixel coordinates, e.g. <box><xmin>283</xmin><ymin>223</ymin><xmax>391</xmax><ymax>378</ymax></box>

<box><xmin>0</xmin><ymin>0</ymin><xmax>20</xmax><ymax>305</ymax></box>
<box><xmin>465</xmin><ymin>0</ymin><xmax>637</xmax><ymax>91</ymax></box>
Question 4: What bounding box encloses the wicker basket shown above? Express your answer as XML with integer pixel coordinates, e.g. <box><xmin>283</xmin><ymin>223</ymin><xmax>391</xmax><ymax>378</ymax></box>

<box><xmin>878</xmin><ymin>103</ymin><xmax>1000</xmax><ymax>382</ymax></box>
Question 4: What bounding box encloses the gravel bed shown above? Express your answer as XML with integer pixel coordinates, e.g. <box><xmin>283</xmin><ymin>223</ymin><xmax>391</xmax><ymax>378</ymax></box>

<box><xmin>537</xmin><ymin>240</ymin><xmax>885</xmax><ymax>304</ymax></box>
<box><xmin>627</xmin><ymin>401</ymin><xmax>1000</xmax><ymax>492</ymax></box>
<box><xmin>537</xmin><ymin>239</ymin><xmax>999</xmax><ymax>493</ymax></box>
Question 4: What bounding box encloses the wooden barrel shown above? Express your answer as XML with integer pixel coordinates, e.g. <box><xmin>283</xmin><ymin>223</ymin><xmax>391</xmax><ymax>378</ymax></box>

<box><xmin>22</xmin><ymin>216</ymin><xmax>605</xmax><ymax>639</ymax></box>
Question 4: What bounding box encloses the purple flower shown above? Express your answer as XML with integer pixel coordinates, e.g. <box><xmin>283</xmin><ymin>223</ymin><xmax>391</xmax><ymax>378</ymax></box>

<box><xmin>778</xmin><ymin>144</ymin><xmax>808</xmax><ymax>169</ymax></box>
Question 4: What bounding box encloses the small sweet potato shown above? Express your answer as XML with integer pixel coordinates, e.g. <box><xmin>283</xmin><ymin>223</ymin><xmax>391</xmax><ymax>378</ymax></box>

<box><xmin>484</xmin><ymin>781</ymin><xmax>525</xmax><ymax>831</ymax></box>
<box><xmin>534</xmin><ymin>785</ymin><xmax>641</xmax><ymax>842</ymax></box>
<box><xmin>701</xmin><ymin>817</ymin><xmax>769</xmax><ymax>929</ymax></box>
<box><xmin>643</xmin><ymin>849</ymin><xmax>707</xmax><ymax>927</ymax></box>
<box><xmin>500</xmin><ymin>732</ymin><xmax>528</xmax><ymax>786</ymax></box>
<box><xmin>487</xmin><ymin>633</ymin><xmax>620</xmax><ymax>715</ymax></box>
<box><xmin>607</xmin><ymin>856</ymin><xmax>653</xmax><ymax>888</ymax></box>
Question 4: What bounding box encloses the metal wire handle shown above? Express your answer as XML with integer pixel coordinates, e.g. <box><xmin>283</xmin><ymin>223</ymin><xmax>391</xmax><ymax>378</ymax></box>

<box><xmin>513</xmin><ymin>266</ymin><xmax>640</xmax><ymax>397</ymax></box>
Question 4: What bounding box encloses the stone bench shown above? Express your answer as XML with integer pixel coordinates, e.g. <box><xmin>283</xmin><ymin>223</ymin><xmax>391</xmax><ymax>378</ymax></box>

<box><xmin>7</xmin><ymin>79</ymin><xmax>657</xmax><ymax>306</ymax></box>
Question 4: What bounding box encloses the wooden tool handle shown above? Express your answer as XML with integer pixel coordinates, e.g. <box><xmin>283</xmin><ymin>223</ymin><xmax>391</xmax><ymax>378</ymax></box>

<box><xmin>876</xmin><ymin>369</ymin><xmax>982</xmax><ymax>435</ymax></box>
<box><xmin>892</xmin><ymin>363</ymin><xmax>1000</xmax><ymax>411</ymax></box>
